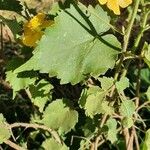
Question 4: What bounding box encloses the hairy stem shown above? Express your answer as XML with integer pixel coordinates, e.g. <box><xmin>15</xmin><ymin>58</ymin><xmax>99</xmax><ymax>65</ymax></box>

<box><xmin>114</xmin><ymin>0</ymin><xmax>141</xmax><ymax>80</ymax></box>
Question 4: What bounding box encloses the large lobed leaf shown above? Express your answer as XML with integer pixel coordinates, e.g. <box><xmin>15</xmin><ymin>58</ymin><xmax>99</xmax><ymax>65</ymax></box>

<box><xmin>15</xmin><ymin>4</ymin><xmax>120</xmax><ymax>84</ymax></box>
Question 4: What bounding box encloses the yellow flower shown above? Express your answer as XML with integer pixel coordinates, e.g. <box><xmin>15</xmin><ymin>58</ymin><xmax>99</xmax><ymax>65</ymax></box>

<box><xmin>98</xmin><ymin>0</ymin><xmax>132</xmax><ymax>15</ymax></box>
<box><xmin>22</xmin><ymin>13</ymin><xmax>54</xmax><ymax>47</ymax></box>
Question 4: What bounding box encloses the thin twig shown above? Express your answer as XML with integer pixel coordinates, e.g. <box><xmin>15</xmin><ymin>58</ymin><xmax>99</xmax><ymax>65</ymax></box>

<box><xmin>4</xmin><ymin>140</ymin><xmax>26</xmax><ymax>150</ymax></box>
<box><xmin>97</xmin><ymin>139</ymin><xmax>105</xmax><ymax>147</ymax></box>
<box><xmin>123</xmin><ymin>128</ymin><xmax>130</xmax><ymax>149</ymax></box>
<box><xmin>127</xmin><ymin>128</ymin><xmax>134</xmax><ymax>150</ymax></box>
<box><xmin>71</xmin><ymin>135</ymin><xmax>92</xmax><ymax>145</ymax></box>
<box><xmin>9</xmin><ymin>123</ymin><xmax>62</xmax><ymax>144</ymax></box>
<box><xmin>136</xmin><ymin>101</ymin><xmax>150</xmax><ymax>112</ymax></box>
<box><xmin>133</xmin><ymin>127</ymin><xmax>140</xmax><ymax>150</ymax></box>
<box><xmin>93</xmin><ymin>114</ymin><xmax>108</xmax><ymax>150</ymax></box>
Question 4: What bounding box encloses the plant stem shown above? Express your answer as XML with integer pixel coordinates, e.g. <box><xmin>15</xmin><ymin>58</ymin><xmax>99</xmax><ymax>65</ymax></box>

<box><xmin>134</xmin><ymin>10</ymin><xmax>150</xmax><ymax>50</ymax></box>
<box><xmin>9</xmin><ymin>123</ymin><xmax>62</xmax><ymax>144</ymax></box>
<box><xmin>4</xmin><ymin>140</ymin><xmax>26</xmax><ymax>150</ymax></box>
<box><xmin>114</xmin><ymin>0</ymin><xmax>141</xmax><ymax>81</ymax></box>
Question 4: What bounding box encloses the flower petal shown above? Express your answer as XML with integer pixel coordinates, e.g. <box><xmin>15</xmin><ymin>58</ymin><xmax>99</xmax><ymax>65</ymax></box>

<box><xmin>107</xmin><ymin>0</ymin><xmax>120</xmax><ymax>15</ymax></box>
<box><xmin>22</xmin><ymin>30</ymin><xmax>43</xmax><ymax>47</ymax></box>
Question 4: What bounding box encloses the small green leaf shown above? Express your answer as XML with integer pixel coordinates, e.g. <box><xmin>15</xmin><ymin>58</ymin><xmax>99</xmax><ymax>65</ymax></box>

<box><xmin>42</xmin><ymin>138</ymin><xmax>68</xmax><ymax>150</ymax></box>
<box><xmin>120</xmin><ymin>100</ymin><xmax>136</xmax><ymax>118</ymax></box>
<box><xmin>82</xmin><ymin>87</ymin><xmax>105</xmax><ymax>118</ymax></box>
<box><xmin>106</xmin><ymin>118</ymin><xmax>118</xmax><ymax>143</ymax></box>
<box><xmin>0</xmin><ymin>114</ymin><xmax>11</xmax><ymax>144</ymax></box>
<box><xmin>146</xmin><ymin>87</ymin><xmax>150</xmax><ymax>100</ymax></box>
<box><xmin>79</xmin><ymin>86</ymin><xmax>113</xmax><ymax>118</ymax></box>
<box><xmin>116</xmin><ymin>77</ymin><xmax>129</xmax><ymax>92</ymax></box>
<box><xmin>6</xmin><ymin>71</ymin><xmax>37</xmax><ymax>98</ymax></box>
<box><xmin>143</xmin><ymin>43</ymin><xmax>150</xmax><ymax>68</ymax></box>
<box><xmin>98</xmin><ymin>77</ymin><xmax>114</xmax><ymax>90</ymax></box>
<box><xmin>41</xmin><ymin>99</ymin><xmax>78</xmax><ymax>134</ymax></box>
<box><xmin>101</xmin><ymin>101</ymin><xmax>114</xmax><ymax>115</ymax></box>
<box><xmin>29</xmin><ymin>80</ymin><xmax>53</xmax><ymax>112</ymax></box>
<box><xmin>6</xmin><ymin>58</ymin><xmax>37</xmax><ymax>98</ymax></box>
<box><xmin>141</xmin><ymin>129</ymin><xmax>150</xmax><ymax>150</ymax></box>
<box><xmin>140</xmin><ymin>68</ymin><xmax>150</xmax><ymax>85</ymax></box>
<box><xmin>122</xmin><ymin>117</ymin><xmax>134</xmax><ymax>128</ymax></box>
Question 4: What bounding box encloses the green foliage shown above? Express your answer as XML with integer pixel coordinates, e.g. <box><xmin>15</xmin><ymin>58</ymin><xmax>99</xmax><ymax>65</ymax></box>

<box><xmin>115</xmin><ymin>77</ymin><xmax>129</xmax><ymax>93</ymax></box>
<box><xmin>0</xmin><ymin>114</ymin><xmax>11</xmax><ymax>144</ymax></box>
<box><xmin>40</xmin><ymin>99</ymin><xmax>78</xmax><ymax>134</ymax></box>
<box><xmin>29</xmin><ymin>79</ymin><xmax>53</xmax><ymax>112</ymax></box>
<box><xmin>119</xmin><ymin>100</ymin><xmax>135</xmax><ymax>128</ymax></box>
<box><xmin>120</xmin><ymin>100</ymin><xmax>136</xmax><ymax>118</ymax></box>
<box><xmin>106</xmin><ymin>118</ymin><xmax>118</xmax><ymax>143</ymax></box>
<box><xmin>141</xmin><ymin>129</ymin><xmax>150</xmax><ymax>150</ymax></box>
<box><xmin>1</xmin><ymin>0</ymin><xmax>150</xmax><ymax>149</ymax></box>
<box><xmin>143</xmin><ymin>43</ymin><xmax>150</xmax><ymax>68</ymax></box>
<box><xmin>0</xmin><ymin>0</ymin><xmax>22</xmax><ymax>12</ymax></box>
<box><xmin>146</xmin><ymin>87</ymin><xmax>150</xmax><ymax>100</ymax></box>
<box><xmin>42</xmin><ymin>138</ymin><xmax>68</xmax><ymax>150</ymax></box>
<box><xmin>79</xmin><ymin>86</ymin><xmax>114</xmax><ymax>118</ymax></box>
<box><xmin>98</xmin><ymin>77</ymin><xmax>114</xmax><ymax>90</ymax></box>
<box><xmin>6</xmin><ymin>58</ymin><xmax>37</xmax><ymax>98</ymax></box>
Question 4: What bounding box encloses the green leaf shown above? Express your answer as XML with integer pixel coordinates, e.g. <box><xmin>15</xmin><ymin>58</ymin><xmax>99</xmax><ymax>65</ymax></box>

<box><xmin>85</xmin><ymin>94</ymin><xmax>104</xmax><ymax>117</ymax></box>
<box><xmin>42</xmin><ymin>138</ymin><xmax>68</xmax><ymax>150</ymax></box>
<box><xmin>0</xmin><ymin>0</ymin><xmax>22</xmax><ymax>12</ymax></box>
<box><xmin>15</xmin><ymin>4</ymin><xmax>120</xmax><ymax>84</ymax></box>
<box><xmin>141</xmin><ymin>129</ymin><xmax>150</xmax><ymax>150</ymax></box>
<box><xmin>101</xmin><ymin>101</ymin><xmax>114</xmax><ymax>115</ymax></box>
<box><xmin>106</xmin><ymin>118</ymin><xmax>118</xmax><ymax>143</ymax></box>
<box><xmin>122</xmin><ymin>117</ymin><xmax>134</xmax><ymax>128</ymax></box>
<box><xmin>0</xmin><ymin>114</ymin><xmax>11</xmax><ymax>144</ymax></box>
<box><xmin>82</xmin><ymin>118</ymin><xmax>97</xmax><ymax>137</ymax></box>
<box><xmin>79</xmin><ymin>86</ymin><xmax>113</xmax><ymax>118</ymax></box>
<box><xmin>116</xmin><ymin>77</ymin><xmax>129</xmax><ymax>92</ymax></box>
<box><xmin>98</xmin><ymin>77</ymin><xmax>114</xmax><ymax>90</ymax></box>
<box><xmin>120</xmin><ymin>100</ymin><xmax>136</xmax><ymax>118</ymax></box>
<box><xmin>6</xmin><ymin>58</ymin><xmax>37</xmax><ymax>98</ymax></box>
<box><xmin>143</xmin><ymin>43</ymin><xmax>150</xmax><ymax>68</ymax></box>
<box><xmin>146</xmin><ymin>87</ymin><xmax>150</xmax><ymax>100</ymax></box>
<box><xmin>87</xmin><ymin>4</ymin><xmax>110</xmax><ymax>34</ymax></box>
<box><xmin>29</xmin><ymin>80</ymin><xmax>53</xmax><ymax>112</ymax></box>
<box><xmin>40</xmin><ymin>99</ymin><xmax>78</xmax><ymax>134</ymax></box>
<box><xmin>140</xmin><ymin>68</ymin><xmax>150</xmax><ymax>85</ymax></box>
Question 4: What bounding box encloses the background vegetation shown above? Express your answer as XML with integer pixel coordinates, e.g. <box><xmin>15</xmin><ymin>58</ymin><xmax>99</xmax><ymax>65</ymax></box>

<box><xmin>0</xmin><ymin>0</ymin><xmax>150</xmax><ymax>149</ymax></box>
